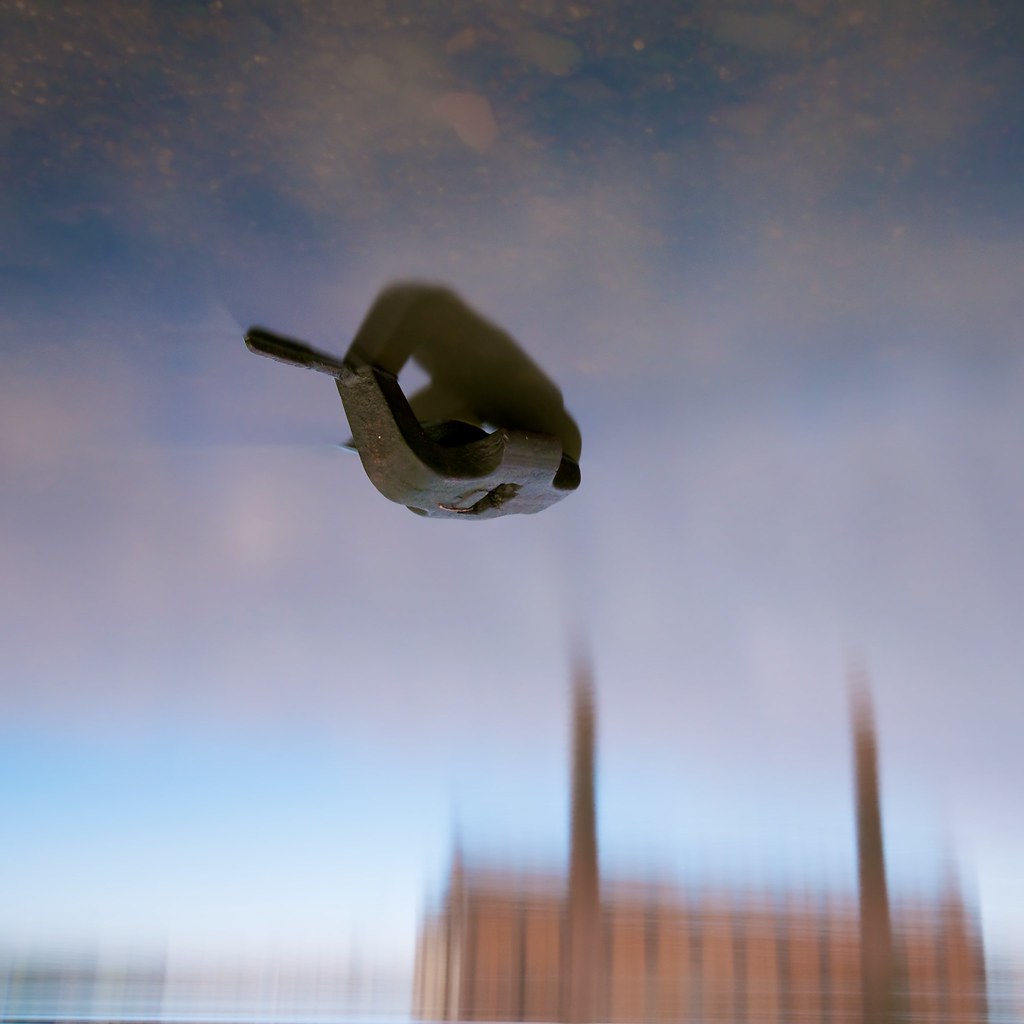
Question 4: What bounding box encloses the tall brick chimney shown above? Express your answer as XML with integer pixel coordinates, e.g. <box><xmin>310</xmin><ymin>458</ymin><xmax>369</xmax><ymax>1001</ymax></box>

<box><xmin>852</xmin><ymin>673</ymin><xmax>896</xmax><ymax>1024</ymax></box>
<box><xmin>564</xmin><ymin>659</ymin><xmax>599</xmax><ymax>1023</ymax></box>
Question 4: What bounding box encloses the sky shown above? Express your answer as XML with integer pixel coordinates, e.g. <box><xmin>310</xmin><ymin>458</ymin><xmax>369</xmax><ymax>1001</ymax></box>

<box><xmin>2</xmin><ymin>0</ymin><xmax>1024</xmax><ymax>975</ymax></box>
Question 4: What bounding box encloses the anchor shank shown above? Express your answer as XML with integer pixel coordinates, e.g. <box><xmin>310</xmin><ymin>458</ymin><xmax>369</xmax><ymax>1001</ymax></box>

<box><xmin>245</xmin><ymin>328</ymin><xmax>351</xmax><ymax>380</ymax></box>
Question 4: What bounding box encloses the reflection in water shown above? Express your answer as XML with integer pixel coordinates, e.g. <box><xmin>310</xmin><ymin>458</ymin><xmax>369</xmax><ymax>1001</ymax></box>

<box><xmin>246</xmin><ymin>284</ymin><xmax>580</xmax><ymax>518</ymax></box>
<box><xmin>0</xmin><ymin>954</ymin><xmax>409</xmax><ymax>1023</ymax></box>
<box><xmin>0</xmin><ymin>666</ymin><xmax>1012</xmax><ymax>1023</ymax></box>
<box><xmin>3</xmin><ymin>1</ymin><xmax>1024</xmax><ymax>1022</ymax></box>
<box><xmin>415</xmin><ymin>666</ymin><xmax>988</xmax><ymax>1023</ymax></box>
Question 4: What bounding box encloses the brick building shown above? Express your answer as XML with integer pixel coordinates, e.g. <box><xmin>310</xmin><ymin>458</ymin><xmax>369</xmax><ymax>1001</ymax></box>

<box><xmin>413</xmin><ymin>669</ymin><xmax>986</xmax><ymax>1023</ymax></box>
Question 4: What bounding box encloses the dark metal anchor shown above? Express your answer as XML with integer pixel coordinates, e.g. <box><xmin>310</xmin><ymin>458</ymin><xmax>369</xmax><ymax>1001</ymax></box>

<box><xmin>244</xmin><ymin>285</ymin><xmax>580</xmax><ymax>519</ymax></box>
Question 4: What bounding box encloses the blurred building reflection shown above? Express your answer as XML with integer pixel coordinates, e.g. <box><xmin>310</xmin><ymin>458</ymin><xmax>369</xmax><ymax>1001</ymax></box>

<box><xmin>0</xmin><ymin>953</ymin><xmax>410</xmax><ymax>1022</ymax></box>
<box><xmin>414</xmin><ymin>668</ymin><xmax>987</xmax><ymax>1023</ymax></box>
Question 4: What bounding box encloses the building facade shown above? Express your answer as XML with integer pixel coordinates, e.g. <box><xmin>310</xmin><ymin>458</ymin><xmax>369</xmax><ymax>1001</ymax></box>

<box><xmin>414</xmin><ymin>670</ymin><xmax>987</xmax><ymax>1023</ymax></box>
